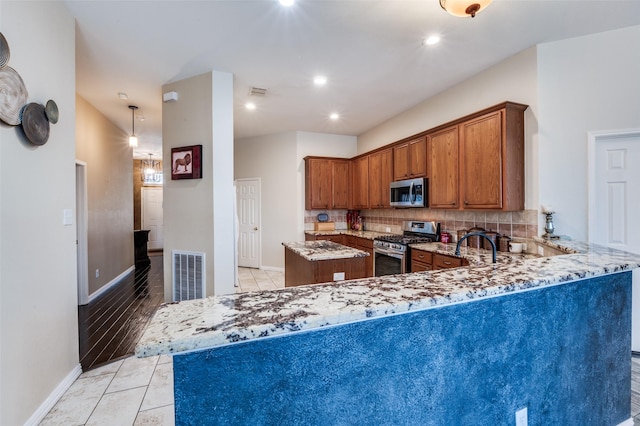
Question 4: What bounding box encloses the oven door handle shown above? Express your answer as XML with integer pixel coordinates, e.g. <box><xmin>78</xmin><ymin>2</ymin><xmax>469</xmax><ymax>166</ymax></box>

<box><xmin>374</xmin><ymin>247</ymin><xmax>404</xmax><ymax>260</ymax></box>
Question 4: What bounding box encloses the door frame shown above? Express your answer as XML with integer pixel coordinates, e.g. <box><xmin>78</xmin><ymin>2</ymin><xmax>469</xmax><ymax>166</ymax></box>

<box><xmin>587</xmin><ymin>127</ymin><xmax>640</xmax><ymax>243</ymax></box>
<box><xmin>235</xmin><ymin>177</ymin><xmax>262</xmax><ymax>269</ymax></box>
<box><xmin>76</xmin><ymin>160</ymin><xmax>89</xmax><ymax>305</ymax></box>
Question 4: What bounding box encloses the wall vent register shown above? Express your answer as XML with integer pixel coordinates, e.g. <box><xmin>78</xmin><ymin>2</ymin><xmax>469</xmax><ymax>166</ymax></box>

<box><xmin>173</xmin><ymin>250</ymin><xmax>205</xmax><ymax>301</ymax></box>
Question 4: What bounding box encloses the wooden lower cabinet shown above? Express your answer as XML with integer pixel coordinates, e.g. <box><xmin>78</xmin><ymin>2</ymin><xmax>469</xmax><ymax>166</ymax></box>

<box><xmin>285</xmin><ymin>248</ymin><xmax>366</xmax><ymax>287</ymax></box>
<box><xmin>305</xmin><ymin>234</ymin><xmax>344</xmax><ymax>244</ymax></box>
<box><xmin>410</xmin><ymin>249</ymin><xmax>433</xmax><ymax>272</ymax></box>
<box><xmin>433</xmin><ymin>253</ymin><xmax>468</xmax><ymax>270</ymax></box>
<box><xmin>355</xmin><ymin>237</ymin><xmax>374</xmax><ymax>278</ymax></box>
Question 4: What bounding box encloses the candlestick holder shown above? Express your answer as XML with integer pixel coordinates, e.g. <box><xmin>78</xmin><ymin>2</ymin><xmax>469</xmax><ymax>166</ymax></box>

<box><xmin>542</xmin><ymin>211</ymin><xmax>560</xmax><ymax>240</ymax></box>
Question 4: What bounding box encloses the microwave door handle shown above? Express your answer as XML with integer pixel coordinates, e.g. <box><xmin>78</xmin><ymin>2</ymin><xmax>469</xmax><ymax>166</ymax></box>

<box><xmin>409</xmin><ymin>182</ymin><xmax>415</xmax><ymax>204</ymax></box>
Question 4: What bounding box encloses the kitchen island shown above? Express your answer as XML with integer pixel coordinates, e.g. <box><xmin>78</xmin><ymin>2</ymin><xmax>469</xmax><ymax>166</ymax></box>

<box><xmin>282</xmin><ymin>240</ymin><xmax>369</xmax><ymax>287</ymax></box>
<box><xmin>136</xmin><ymin>239</ymin><xmax>640</xmax><ymax>425</ymax></box>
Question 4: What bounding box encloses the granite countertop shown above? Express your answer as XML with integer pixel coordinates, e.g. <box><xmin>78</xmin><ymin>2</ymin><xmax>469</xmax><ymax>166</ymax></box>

<box><xmin>409</xmin><ymin>242</ymin><xmax>540</xmax><ymax>266</ymax></box>
<box><xmin>282</xmin><ymin>240</ymin><xmax>369</xmax><ymax>261</ymax></box>
<box><xmin>135</xmin><ymin>239</ymin><xmax>640</xmax><ymax>358</ymax></box>
<box><xmin>305</xmin><ymin>230</ymin><xmax>394</xmax><ymax>240</ymax></box>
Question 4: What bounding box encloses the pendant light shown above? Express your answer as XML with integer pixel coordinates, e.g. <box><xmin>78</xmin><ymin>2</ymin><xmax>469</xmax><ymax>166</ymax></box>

<box><xmin>128</xmin><ymin>105</ymin><xmax>138</xmax><ymax>147</ymax></box>
<box><xmin>439</xmin><ymin>0</ymin><xmax>492</xmax><ymax>17</ymax></box>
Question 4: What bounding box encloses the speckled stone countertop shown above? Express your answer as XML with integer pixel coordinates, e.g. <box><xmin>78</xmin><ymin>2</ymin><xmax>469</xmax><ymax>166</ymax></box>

<box><xmin>410</xmin><ymin>242</ymin><xmax>540</xmax><ymax>266</ymax></box>
<box><xmin>282</xmin><ymin>240</ymin><xmax>369</xmax><ymax>261</ymax></box>
<box><xmin>305</xmin><ymin>230</ymin><xmax>393</xmax><ymax>240</ymax></box>
<box><xmin>135</xmin><ymin>239</ymin><xmax>640</xmax><ymax>358</ymax></box>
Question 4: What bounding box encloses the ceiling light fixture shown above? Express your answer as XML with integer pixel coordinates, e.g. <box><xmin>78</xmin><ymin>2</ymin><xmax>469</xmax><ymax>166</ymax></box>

<box><xmin>141</xmin><ymin>153</ymin><xmax>162</xmax><ymax>184</ymax></box>
<box><xmin>245</xmin><ymin>102</ymin><xmax>256</xmax><ymax>110</ymax></box>
<box><xmin>279</xmin><ymin>0</ymin><xmax>295</xmax><ymax>6</ymax></box>
<box><xmin>330</xmin><ymin>113</ymin><xmax>340</xmax><ymax>120</ymax></box>
<box><xmin>439</xmin><ymin>0</ymin><xmax>492</xmax><ymax>18</ymax></box>
<box><xmin>423</xmin><ymin>35</ymin><xmax>440</xmax><ymax>46</ymax></box>
<box><xmin>314</xmin><ymin>76</ymin><xmax>327</xmax><ymax>86</ymax></box>
<box><xmin>128</xmin><ymin>105</ymin><xmax>138</xmax><ymax>148</ymax></box>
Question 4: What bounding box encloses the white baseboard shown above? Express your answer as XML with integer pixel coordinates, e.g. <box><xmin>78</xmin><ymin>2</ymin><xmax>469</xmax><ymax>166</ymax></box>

<box><xmin>88</xmin><ymin>265</ymin><xmax>135</xmax><ymax>303</ymax></box>
<box><xmin>260</xmin><ymin>266</ymin><xmax>284</xmax><ymax>273</ymax></box>
<box><xmin>24</xmin><ymin>363</ymin><xmax>82</xmax><ymax>426</ymax></box>
<box><xmin>617</xmin><ymin>418</ymin><xmax>634</xmax><ymax>426</ymax></box>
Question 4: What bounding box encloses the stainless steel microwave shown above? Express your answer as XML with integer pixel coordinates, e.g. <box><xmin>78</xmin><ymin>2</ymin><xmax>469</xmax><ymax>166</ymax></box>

<box><xmin>390</xmin><ymin>177</ymin><xmax>428</xmax><ymax>208</ymax></box>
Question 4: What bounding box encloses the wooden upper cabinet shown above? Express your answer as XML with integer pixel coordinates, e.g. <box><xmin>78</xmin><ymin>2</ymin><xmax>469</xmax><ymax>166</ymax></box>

<box><xmin>304</xmin><ymin>157</ymin><xmax>350</xmax><ymax>210</ymax></box>
<box><xmin>393</xmin><ymin>136</ymin><xmax>426</xmax><ymax>181</ymax></box>
<box><xmin>458</xmin><ymin>103</ymin><xmax>526</xmax><ymax>211</ymax></box>
<box><xmin>460</xmin><ymin>111</ymin><xmax>502</xmax><ymax>209</ymax></box>
<box><xmin>332</xmin><ymin>160</ymin><xmax>350</xmax><ymax>209</ymax></box>
<box><xmin>368</xmin><ymin>148</ymin><xmax>393</xmax><ymax>209</ymax></box>
<box><xmin>428</xmin><ymin>126</ymin><xmax>459</xmax><ymax>209</ymax></box>
<box><xmin>351</xmin><ymin>156</ymin><xmax>369</xmax><ymax>209</ymax></box>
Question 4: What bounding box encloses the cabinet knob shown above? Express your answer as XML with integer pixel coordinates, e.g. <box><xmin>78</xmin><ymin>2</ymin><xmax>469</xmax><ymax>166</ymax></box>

<box><xmin>254</xmin><ymin>227</ymin><xmax>259</xmax><ymax>231</ymax></box>
<box><xmin>451</xmin><ymin>202</ymin><xmax>455</xmax><ymax>205</ymax></box>
<box><xmin>464</xmin><ymin>201</ymin><xmax>469</xmax><ymax>205</ymax></box>
<box><xmin>443</xmin><ymin>261</ymin><xmax>452</xmax><ymax>265</ymax></box>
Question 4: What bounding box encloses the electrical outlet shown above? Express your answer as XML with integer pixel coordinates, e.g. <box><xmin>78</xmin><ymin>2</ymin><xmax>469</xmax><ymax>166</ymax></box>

<box><xmin>95</xmin><ymin>269</ymin><xmax>100</xmax><ymax>278</ymax></box>
<box><xmin>537</xmin><ymin>245</ymin><xmax>544</xmax><ymax>256</ymax></box>
<box><xmin>385</xmin><ymin>227</ymin><xmax>391</xmax><ymax>232</ymax></box>
<box><xmin>515</xmin><ymin>407</ymin><xmax>528</xmax><ymax>426</ymax></box>
<box><xmin>333</xmin><ymin>272</ymin><xmax>345</xmax><ymax>281</ymax></box>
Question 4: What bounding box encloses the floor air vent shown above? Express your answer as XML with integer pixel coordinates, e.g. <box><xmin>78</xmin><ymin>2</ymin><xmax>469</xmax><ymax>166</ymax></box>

<box><xmin>172</xmin><ymin>250</ymin><xmax>205</xmax><ymax>302</ymax></box>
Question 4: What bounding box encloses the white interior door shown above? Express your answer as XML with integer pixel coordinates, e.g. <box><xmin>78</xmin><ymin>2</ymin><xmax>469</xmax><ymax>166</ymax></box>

<box><xmin>142</xmin><ymin>187</ymin><xmax>164</xmax><ymax>251</ymax></box>
<box><xmin>236</xmin><ymin>178</ymin><xmax>261</xmax><ymax>268</ymax></box>
<box><xmin>591</xmin><ymin>130</ymin><xmax>640</xmax><ymax>351</ymax></box>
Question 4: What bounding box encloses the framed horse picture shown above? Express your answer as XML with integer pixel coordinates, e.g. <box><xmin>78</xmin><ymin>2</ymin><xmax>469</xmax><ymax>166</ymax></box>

<box><xmin>171</xmin><ymin>145</ymin><xmax>202</xmax><ymax>180</ymax></box>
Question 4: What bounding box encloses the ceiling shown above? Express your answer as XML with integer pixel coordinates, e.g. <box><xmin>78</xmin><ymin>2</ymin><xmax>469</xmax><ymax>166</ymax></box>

<box><xmin>65</xmin><ymin>0</ymin><xmax>640</xmax><ymax>159</ymax></box>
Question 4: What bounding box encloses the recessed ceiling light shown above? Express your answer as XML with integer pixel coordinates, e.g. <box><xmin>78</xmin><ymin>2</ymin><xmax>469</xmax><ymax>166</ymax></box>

<box><xmin>118</xmin><ymin>92</ymin><xmax>128</xmax><ymax>100</ymax></box>
<box><xmin>423</xmin><ymin>35</ymin><xmax>441</xmax><ymax>46</ymax></box>
<box><xmin>313</xmin><ymin>76</ymin><xmax>327</xmax><ymax>86</ymax></box>
<box><xmin>279</xmin><ymin>0</ymin><xmax>294</xmax><ymax>6</ymax></box>
<box><xmin>329</xmin><ymin>113</ymin><xmax>340</xmax><ymax>120</ymax></box>
<box><xmin>245</xmin><ymin>102</ymin><xmax>256</xmax><ymax>110</ymax></box>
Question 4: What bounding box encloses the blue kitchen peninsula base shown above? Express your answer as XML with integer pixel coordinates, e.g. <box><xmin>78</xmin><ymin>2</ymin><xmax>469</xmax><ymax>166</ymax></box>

<box><xmin>173</xmin><ymin>272</ymin><xmax>631</xmax><ymax>425</ymax></box>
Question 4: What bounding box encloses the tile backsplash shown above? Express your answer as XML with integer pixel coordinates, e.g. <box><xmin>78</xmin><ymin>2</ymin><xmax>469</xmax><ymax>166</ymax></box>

<box><xmin>305</xmin><ymin>208</ymin><xmax>539</xmax><ymax>241</ymax></box>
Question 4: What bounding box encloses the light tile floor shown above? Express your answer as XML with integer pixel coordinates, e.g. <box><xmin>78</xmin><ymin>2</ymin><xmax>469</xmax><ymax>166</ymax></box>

<box><xmin>40</xmin><ymin>267</ymin><xmax>282</xmax><ymax>426</ymax></box>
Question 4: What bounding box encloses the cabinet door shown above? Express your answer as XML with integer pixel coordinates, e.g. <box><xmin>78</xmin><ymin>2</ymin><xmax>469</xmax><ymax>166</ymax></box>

<box><xmin>409</xmin><ymin>137</ymin><xmax>427</xmax><ymax>178</ymax></box>
<box><xmin>411</xmin><ymin>260</ymin><xmax>431</xmax><ymax>272</ymax></box>
<box><xmin>460</xmin><ymin>111</ymin><xmax>503</xmax><ymax>209</ymax></box>
<box><xmin>368</xmin><ymin>148</ymin><xmax>393</xmax><ymax>208</ymax></box>
<box><xmin>355</xmin><ymin>237</ymin><xmax>374</xmax><ymax>277</ymax></box>
<box><xmin>429</xmin><ymin>126</ymin><xmax>459</xmax><ymax>209</ymax></box>
<box><xmin>352</xmin><ymin>156</ymin><xmax>369</xmax><ymax>209</ymax></box>
<box><xmin>332</xmin><ymin>161</ymin><xmax>350</xmax><ymax>209</ymax></box>
<box><xmin>369</xmin><ymin>152</ymin><xmax>383</xmax><ymax>208</ymax></box>
<box><xmin>379</xmin><ymin>148</ymin><xmax>393</xmax><ymax>208</ymax></box>
<box><xmin>393</xmin><ymin>143</ymin><xmax>409</xmax><ymax>181</ymax></box>
<box><xmin>305</xmin><ymin>158</ymin><xmax>332</xmax><ymax>209</ymax></box>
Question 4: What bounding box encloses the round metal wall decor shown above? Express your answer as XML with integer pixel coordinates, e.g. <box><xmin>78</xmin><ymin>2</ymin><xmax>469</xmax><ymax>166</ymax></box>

<box><xmin>21</xmin><ymin>102</ymin><xmax>50</xmax><ymax>145</ymax></box>
<box><xmin>0</xmin><ymin>66</ymin><xmax>29</xmax><ymax>125</ymax></box>
<box><xmin>0</xmin><ymin>32</ymin><xmax>9</xmax><ymax>69</ymax></box>
<box><xmin>45</xmin><ymin>99</ymin><xmax>59</xmax><ymax>124</ymax></box>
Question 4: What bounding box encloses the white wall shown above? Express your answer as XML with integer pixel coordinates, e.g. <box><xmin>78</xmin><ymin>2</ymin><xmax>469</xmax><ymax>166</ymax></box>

<box><xmin>537</xmin><ymin>25</ymin><xmax>640</xmax><ymax>241</ymax></box>
<box><xmin>358</xmin><ymin>47</ymin><xmax>539</xmax><ymax>210</ymax></box>
<box><xmin>235</xmin><ymin>131</ymin><xmax>357</xmax><ymax>269</ymax></box>
<box><xmin>0</xmin><ymin>2</ymin><xmax>79</xmax><ymax>424</ymax></box>
<box><xmin>235</xmin><ymin>132</ymin><xmax>298</xmax><ymax>269</ymax></box>
<box><xmin>162</xmin><ymin>71</ymin><xmax>236</xmax><ymax>299</ymax></box>
<box><xmin>211</xmin><ymin>71</ymin><xmax>236</xmax><ymax>296</ymax></box>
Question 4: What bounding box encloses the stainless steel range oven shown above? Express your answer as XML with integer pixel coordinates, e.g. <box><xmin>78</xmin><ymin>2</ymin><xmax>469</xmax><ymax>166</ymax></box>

<box><xmin>373</xmin><ymin>221</ymin><xmax>440</xmax><ymax>277</ymax></box>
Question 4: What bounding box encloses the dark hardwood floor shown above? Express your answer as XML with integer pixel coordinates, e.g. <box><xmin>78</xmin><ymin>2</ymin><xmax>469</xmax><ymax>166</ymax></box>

<box><xmin>78</xmin><ymin>253</ymin><xmax>165</xmax><ymax>371</ymax></box>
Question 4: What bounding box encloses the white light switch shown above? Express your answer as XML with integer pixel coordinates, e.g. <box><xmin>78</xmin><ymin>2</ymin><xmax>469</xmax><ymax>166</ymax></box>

<box><xmin>333</xmin><ymin>272</ymin><xmax>345</xmax><ymax>281</ymax></box>
<box><xmin>63</xmin><ymin>209</ymin><xmax>73</xmax><ymax>226</ymax></box>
